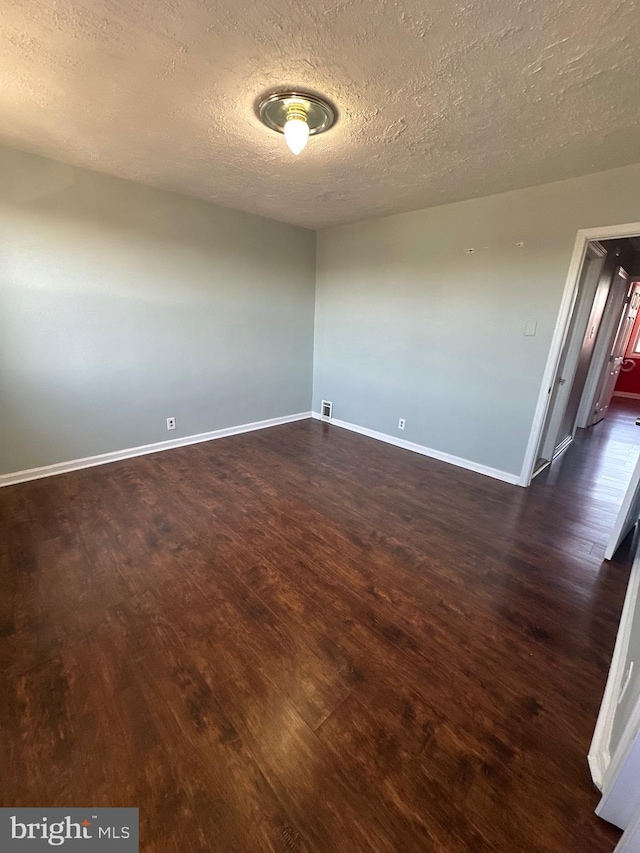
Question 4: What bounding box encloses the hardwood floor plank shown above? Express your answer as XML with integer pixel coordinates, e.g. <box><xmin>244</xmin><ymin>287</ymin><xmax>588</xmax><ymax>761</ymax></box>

<box><xmin>213</xmin><ymin>658</ymin><xmax>438</xmax><ymax>852</ymax></box>
<box><xmin>2</xmin><ymin>400</ymin><xmax>637</xmax><ymax>850</ymax></box>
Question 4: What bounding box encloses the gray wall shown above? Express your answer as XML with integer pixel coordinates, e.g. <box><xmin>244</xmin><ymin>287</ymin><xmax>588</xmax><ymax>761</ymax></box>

<box><xmin>6</xmin><ymin>144</ymin><xmax>640</xmax><ymax>482</ymax></box>
<box><xmin>313</xmin><ymin>163</ymin><xmax>640</xmax><ymax>477</ymax></box>
<box><xmin>0</xmin><ymin>147</ymin><xmax>315</xmax><ymax>476</ymax></box>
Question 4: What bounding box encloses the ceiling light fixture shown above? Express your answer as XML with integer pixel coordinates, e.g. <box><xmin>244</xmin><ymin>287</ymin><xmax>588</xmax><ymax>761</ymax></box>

<box><xmin>258</xmin><ymin>91</ymin><xmax>335</xmax><ymax>156</ymax></box>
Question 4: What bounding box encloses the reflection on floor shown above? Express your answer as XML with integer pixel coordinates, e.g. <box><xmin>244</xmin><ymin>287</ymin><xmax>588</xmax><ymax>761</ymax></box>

<box><xmin>534</xmin><ymin>397</ymin><xmax>640</xmax><ymax>560</ymax></box>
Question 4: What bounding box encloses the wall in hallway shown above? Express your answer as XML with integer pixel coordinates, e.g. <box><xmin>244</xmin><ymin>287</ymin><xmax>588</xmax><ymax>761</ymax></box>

<box><xmin>615</xmin><ymin>360</ymin><xmax>640</xmax><ymax>397</ymax></box>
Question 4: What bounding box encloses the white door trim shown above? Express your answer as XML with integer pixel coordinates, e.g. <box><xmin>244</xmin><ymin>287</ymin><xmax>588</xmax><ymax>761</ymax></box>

<box><xmin>597</xmin><ymin>732</ymin><xmax>640</xmax><ymax>831</ymax></box>
<box><xmin>614</xmin><ymin>805</ymin><xmax>640</xmax><ymax>852</ymax></box>
<box><xmin>588</xmin><ymin>549</ymin><xmax>640</xmax><ymax>789</ymax></box>
<box><xmin>536</xmin><ymin>244</ymin><xmax>606</xmax><ymax>467</ymax></box>
<box><xmin>584</xmin><ymin>266</ymin><xmax>632</xmax><ymax>428</ymax></box>
<box><xmin>520</xmin><ymin>221</ymin><xmax>640</xmax><ymax>487</ymax></box>
<box><xmin>605</xmin><ymin>451</ymin><xmax>640</xmax><ymax>561</ymax></box>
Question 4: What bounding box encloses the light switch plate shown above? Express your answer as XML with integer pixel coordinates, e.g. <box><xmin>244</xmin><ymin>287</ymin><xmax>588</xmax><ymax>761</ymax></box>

<box><xmin>525</xmin><ymin>321</ymin><xmax>537</xmax><ymax>337</ymax></box>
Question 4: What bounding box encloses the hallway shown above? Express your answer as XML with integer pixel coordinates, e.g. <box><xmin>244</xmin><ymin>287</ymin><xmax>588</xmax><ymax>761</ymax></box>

<box><xmin>533</xmin><ymin>396</ymin><xmax>640</xmax><ymax>563</ymax></box>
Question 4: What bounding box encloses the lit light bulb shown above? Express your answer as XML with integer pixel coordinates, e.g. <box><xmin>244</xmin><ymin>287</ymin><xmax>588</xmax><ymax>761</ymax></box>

<box><xmin>283</xmin><ymin>104</ymin><xmax>309</xmax><ymax>155</ymax></box>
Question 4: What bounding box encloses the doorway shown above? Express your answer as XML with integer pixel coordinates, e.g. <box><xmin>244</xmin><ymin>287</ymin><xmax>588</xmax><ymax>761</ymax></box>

<box><xmin>586</xmin><ymin>268</ymin><xmax>640</xmax><ymax>427</ymax></box>
<box><xmin>527</xmin><ymin>233</ymin><xmax>640</xmax><ymax>482</ymax></box>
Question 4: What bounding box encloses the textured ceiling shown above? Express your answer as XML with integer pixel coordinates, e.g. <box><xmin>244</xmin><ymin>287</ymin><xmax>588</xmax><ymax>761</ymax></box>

<box><xmin>1</xmin><ymin>0</ymin><xmax>640</xmax><ymax>229</ymax></box>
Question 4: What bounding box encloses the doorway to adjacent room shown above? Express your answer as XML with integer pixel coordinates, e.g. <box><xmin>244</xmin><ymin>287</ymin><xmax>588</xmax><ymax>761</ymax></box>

<box><xmin>524</xmin><ymin>228</ymin><xmax>640</xmax><ymax>485</ymax></box>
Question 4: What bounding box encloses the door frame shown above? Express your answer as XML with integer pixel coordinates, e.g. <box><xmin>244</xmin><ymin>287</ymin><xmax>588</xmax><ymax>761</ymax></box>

<box><xmin>588</xmin><ymin>543</ymin><xmax>640</xmax><ymax>789</ymax></box>
<box><xmin>534</xmin><ymin>240</ymin><xmax>607</xmax><ymax>471</ymax></box>
<box><xmin>581</xmin><ymin>265</ymin><xmax>631</xmax><ymax>427</ymax></box>
<box><xmin>575</xmin><ymin>268</ymin><xmax>633</xmax><ymax>430</ymax></box>
<box><xmin>520</xmin><ymin>221</ymin><xmax>640</xmax><ymax>487</ymax></box>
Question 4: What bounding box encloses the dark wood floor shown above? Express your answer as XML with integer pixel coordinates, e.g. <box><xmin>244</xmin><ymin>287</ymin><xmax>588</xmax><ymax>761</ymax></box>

<box><xmin>2</xmin><ymin>401</ymin><xmax>639</xmax><ymax>851</ymax></box>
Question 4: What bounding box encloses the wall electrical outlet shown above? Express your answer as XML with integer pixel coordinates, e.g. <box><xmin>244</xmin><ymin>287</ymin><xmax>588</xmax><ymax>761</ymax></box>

<box><xmin>398</xmin><ymin>418</ymin><xmax>406</xmax><ymax>430</ymax></box>
<box><xmin>167</xmin><ymin>417</ymin><xmax>176</xmax><ymax>430</ymax></box>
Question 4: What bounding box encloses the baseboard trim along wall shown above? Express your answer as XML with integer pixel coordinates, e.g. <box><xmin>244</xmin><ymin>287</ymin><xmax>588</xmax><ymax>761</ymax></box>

<box><xmin>3</xmin><ymin>410</ymin><xmax>522</xmax><ymax>489</ymax></box>
<box><xmin>613</xmin><ymin>392</ymin><xmax>640</xmax><ymax>400</ymax></box>
<box><xmin>311</xmin><ymin>413</ymin><xmax>521</xmax><ymax>486</ymax></box>
<box><xmin>588</xmin><ymin>549</ymin><xmax>640</xmax><ymax>790</ymax></box>
<box><xmin>0</xmin><ymin>412</ymin><xmax>312</xmax><ymax>488</ymax></box>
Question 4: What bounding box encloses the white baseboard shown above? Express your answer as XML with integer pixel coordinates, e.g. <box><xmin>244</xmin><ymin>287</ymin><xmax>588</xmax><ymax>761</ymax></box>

<box><xmin>588</xmin><ymin>550</ymin><xmax>640</xmax><ymax>789</ymax></box>
<box><xmin>0</xmin><ymin>412</ymin><xmax>312</xmax><ymax>488</ymax></box>
<box><xmin>613</xmin><ymin>392</ymin><xmax>640</xmax><ymax>400</ymax></box>
<box><xmin>311</xmin><ymin>413</ymin><xmax>521</xmax><ymax>486</ymax></box>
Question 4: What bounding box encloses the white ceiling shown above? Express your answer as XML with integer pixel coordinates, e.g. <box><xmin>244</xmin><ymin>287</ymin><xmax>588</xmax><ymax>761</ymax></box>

<box><xmin>1</xmin><ymin>0</ymin><xmax>639</xmax><ymax>230</ymax></box>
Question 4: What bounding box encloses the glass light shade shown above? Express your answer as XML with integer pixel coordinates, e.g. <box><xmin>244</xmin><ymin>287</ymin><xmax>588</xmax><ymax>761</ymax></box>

<box><xmin>284</xmin><ymin>116</ymin><xmax>310</xmax><ymax>155</ymax></box>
